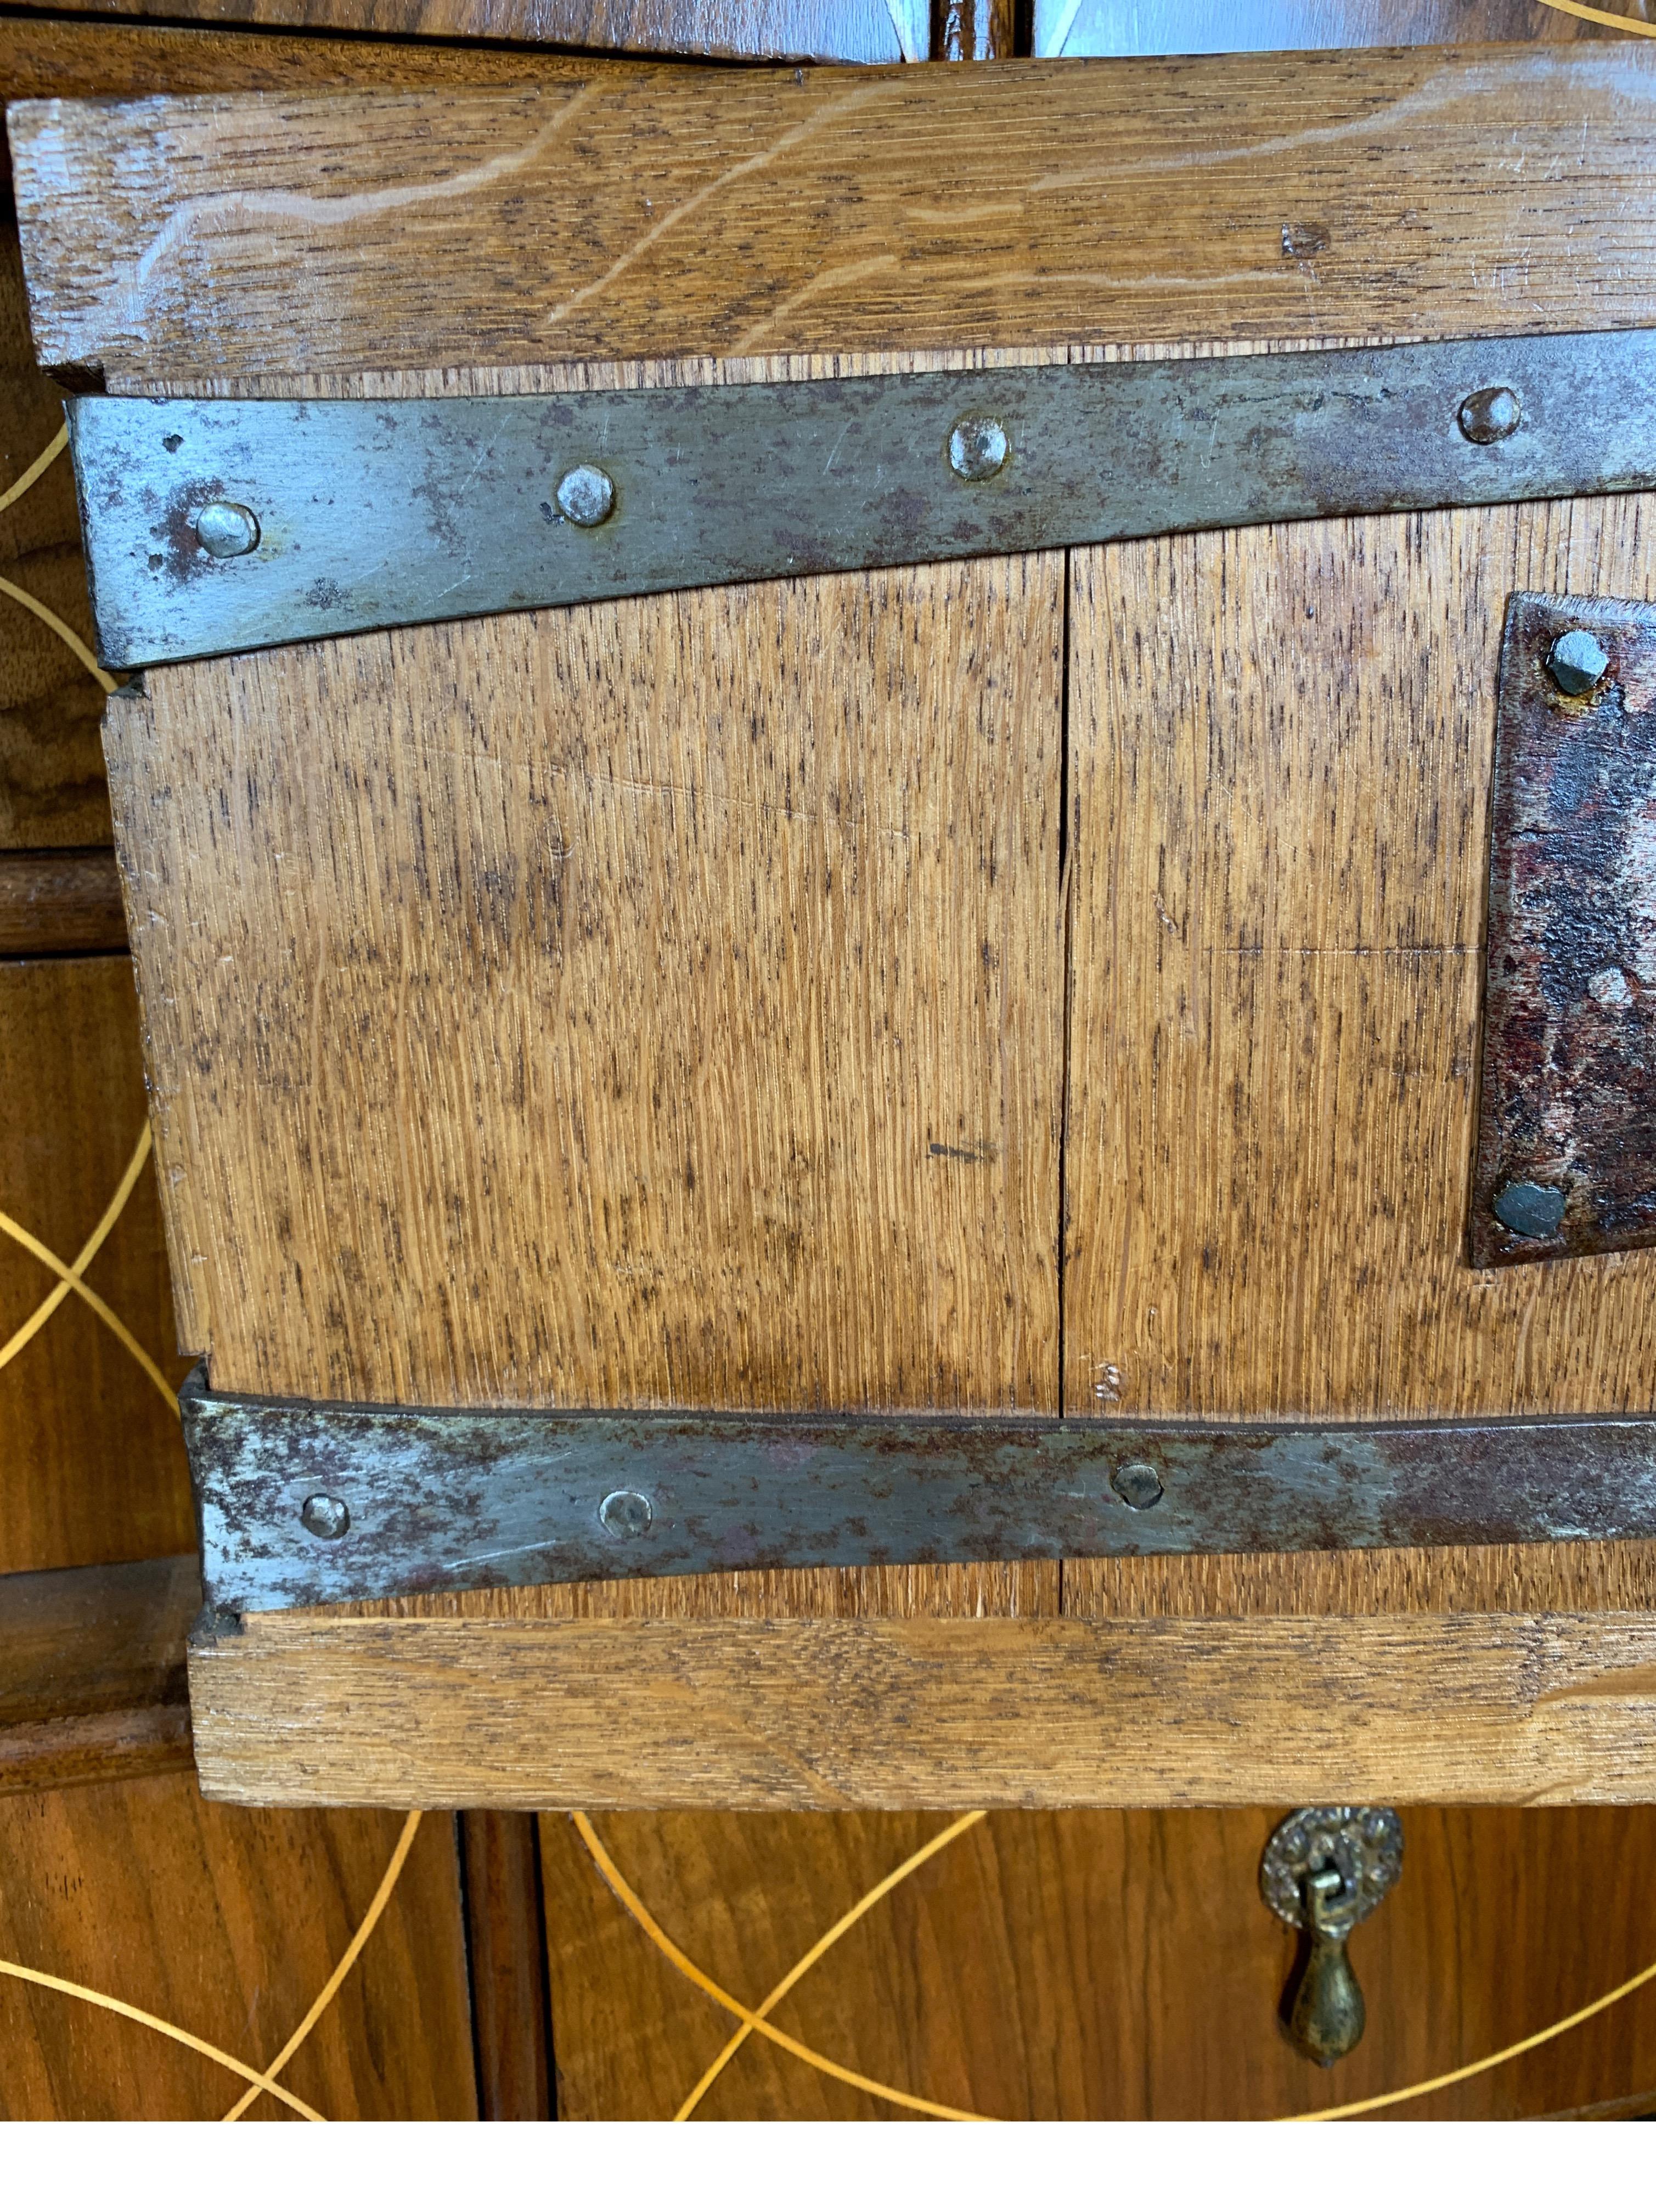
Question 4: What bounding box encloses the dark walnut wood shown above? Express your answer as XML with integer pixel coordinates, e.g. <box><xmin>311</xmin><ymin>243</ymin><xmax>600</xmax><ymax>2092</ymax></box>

<box><xmin>0</xmin><ymin>1554</ymin><xmax>196</xmax><ymax>1795</ymax></box>
<box><xmin>0</xmin><ymin>848</ymin><xmax>126</xmax><ymax>955</ymax></box>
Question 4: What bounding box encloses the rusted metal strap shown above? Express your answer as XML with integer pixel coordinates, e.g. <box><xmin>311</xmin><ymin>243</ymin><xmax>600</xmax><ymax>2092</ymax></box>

<box><xmin>181</xmin><ymin>1372</ymin><xmax>1656</xmax><ymax>1612</ymax></box>
<box><xmin>1473</xmin><ymin>592</ymin><xmax>1656</xmax><ymax>1266</ymax></box>
<box><xmin>69</xmin><ymin>329</ymin><xmax>1656</xmax><ymax>669</ymax></box>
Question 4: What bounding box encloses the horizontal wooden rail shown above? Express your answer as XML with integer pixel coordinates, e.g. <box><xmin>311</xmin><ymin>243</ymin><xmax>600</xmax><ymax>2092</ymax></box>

<box><xmin>190</xmin><ymin>1606</ymin><xmax>1656</xmax><ymax>1808</ymax></box>
<box><xmin>15</xmin><ymin>44</ymin><xmax>1656</xmax><ymax>390</ymax></box>
<box><xmin>0</xmin><ymin>850</ymin><xmax>127</xmax><ymax>958</ymax></box>
<box><xmin>0</xmin><ymin>1554</ymin><xmax>198</xmax><ymax>1795</ymax></box>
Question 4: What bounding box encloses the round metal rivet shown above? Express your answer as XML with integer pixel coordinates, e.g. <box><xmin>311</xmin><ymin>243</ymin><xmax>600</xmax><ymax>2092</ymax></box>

<box><xmin>599</xmin><ymin>1488</ymin><xmax>652</xmax><ymax>1538</ymax></box>
<box><xmin>1545</xmin><ymin>628</ymin><xmax>1610</xmax><ymax>698</ymax></box>
<box><xmin>948</xmin><ymin>415</ymin><xmax>1009</xmax><ymax>482</ymax></box>
<box><xmin>1457</xmin><ymin>386</ymin><xmax>1522</xmax><ymax>444</ymax></box>
<box><xmin>555</xmin><ymin>464</ymin><xmax>616</xmax><ymax>527</ymax></box>
<box><xmin>1492</xmin><ymin>1180</ymin><xmax>1567</xmax><ymax>1239</ymax></box>
<box><xmin>1111</xmin><ymin>1459</ymin><xmax>1164</xmax><ymax>1511</ymax></box>
<box><xmin>300</xmin><ymin>1492</ymin><xmax>351</xmax><ymax>1541</ymax></box>
<box><xmin>194</xmin><ymin>500</ymin><xmax>261</xmax><ymax>558</ymax></box>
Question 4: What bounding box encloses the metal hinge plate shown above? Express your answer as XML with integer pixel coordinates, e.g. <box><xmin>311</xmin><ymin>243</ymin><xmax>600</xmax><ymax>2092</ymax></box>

<box><xmin>70</xmin><ymin>329</ymin><xmax>1656</xmax><ymax>668</ymax></box>
<box><xmin>181</xmin><ymin>1373</ymin><xmax>1656</xmax><ymax>1612</ymax></box>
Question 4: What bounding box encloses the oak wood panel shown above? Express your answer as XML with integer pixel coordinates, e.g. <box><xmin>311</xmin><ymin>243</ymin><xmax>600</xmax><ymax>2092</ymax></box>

<box><xmin>0</xmin><ymin>1773</ymin><xmax>476</xmax><ymax>2119</ymax></box>
<box><xmin>1066</xmin><ymin>1539</ymin><xmax>1656</xmax><ymax>1617</ymax></box>
<box><xmin>0</xmin><ymin>956</ymin><xmax>195</xmax><ymax>1575</ymax></box>
<box><xmin>109</xmin><ymin>559</ymin><xmax>1063</xmax><ymax>1412</ymax></box>
<box><xmin>187</xmin><ymin>1606</ymin><xmax>1656</xmax><ymax>1807</ymax></box>
<box><xmin>24</xmin><ymin>0</ymin><xmax>918</xmax><ymax>64</ymax></box>
<box><xmin>344</xmin><ymin>1562</ymin><xmax>1061</xmax><ymax>1618</ymax></box>
<box><xmin>0</xmin><ymin>1554</ymin><xmax>195</xmax><ymax>1796</ymax></box>
<box><xmin>539</xmin><ymin>1803</ymin><xmax>1656</xmax><ymax>2118</ymax></box>
<box><xmin>1062</xmin><ymin>495</ymin><xmax>1656</xmax><ymax>1425</ymax></box>
<box><xmin>16</xmin><ymin>46</ymin><xmax>1656</xmax><ymax>390</ymax></box>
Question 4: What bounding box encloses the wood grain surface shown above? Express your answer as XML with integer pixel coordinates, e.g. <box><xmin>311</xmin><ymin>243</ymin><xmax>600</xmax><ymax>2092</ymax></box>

<box><xmin>0</xmin><ymin>1554</ymin><xmax>195</xmax><ymax>1796</ymax></box>
<box><xmin>1064</xmin><ymin>494</ymin><xmax>1656</xmax><ymax>1424</ymax></box>
<box><xmin>22</xmin><ymin>0</ymin><xmax>919</xmax><ymax>64</ymax></box>
<box><xmin>0</xmin><ymin>1774</ymin><xmax>475</xmax><ymax>2118</ymax></box>
<box><xmin>540</xmin><ymin>1803</ymin><xmax>1656</xmax><ymax>2118</ymax></box>
<box><xmin>0</xmin><ymin>849</ymin><xmax>126</xmax><ymax>955</ymax></box>
<box><xmin>459</xmin><ymin>1810</ymin><xmax>554</xmax><ymax>2119</ymax></box>
<box><xmin>16</xmin><ymin>44</ymin><xmax>1656</xmax><ymax>389</ymax></box>
<box><xmin>187</xmin><ymin>1606</ymin><xmax>1656</xmax><ymax>1807</ymax></box>
<box><xmin>0</xmin><ymin>225</ymin><xmax>106</xmax><ymax>850</ymax></box>
<box><xmin>0</xmin><ymin>957</ymin><xmax>194</xmax><ymax>1575</ymax></box>
<box><xmin>109</xmin><ymin>559</ymin><xmax>1063</xmax><ymax>1412</ymax></box>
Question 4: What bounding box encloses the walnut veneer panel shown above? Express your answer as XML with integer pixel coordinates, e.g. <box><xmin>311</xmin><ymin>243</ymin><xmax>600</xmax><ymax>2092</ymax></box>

<box><xmin>15</xmin><ymin>46</ymin><xmax>1656</xmax><ymax>387</ymax></box>
<box><xmin>109</xmin><ymin>558</ymin><xmax>1063</xmax><ymax>1411</ymax></box>
<box><xmin>1063</xmin><ymin>494</ymin><xmax>1656</xmax><ymax>1424</ymax></box>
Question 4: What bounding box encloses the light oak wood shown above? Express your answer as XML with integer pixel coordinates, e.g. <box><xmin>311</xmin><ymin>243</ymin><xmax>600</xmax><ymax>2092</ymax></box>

<box><xmin>16</xmin><ymin>46</ymin><xmax>1656</xmax><ymax>390</ymax></box>
<box><xmin>188</xmin><ymin>1605</ymin><xmax>1656</xmax><ymax>1807</ymax></box>
<box><xmin>0</xmin><ymin>1772</ymin><xmax>475</xmax><ymax>2119</ymax></box>
<box><xmin>539</xmin><ymin>1801</ymin><xmax>1656</xmax><ymax>2118</ymax></box>
<box><xmin>1063</xmin><ymin>495</ymin><xmax>1656</xmax><ymax>1425</ymax></box>
<box><xmin>109</xmin><ymin>560</ymin><xmax>1063</xmax><ymax>1412</ymax></box>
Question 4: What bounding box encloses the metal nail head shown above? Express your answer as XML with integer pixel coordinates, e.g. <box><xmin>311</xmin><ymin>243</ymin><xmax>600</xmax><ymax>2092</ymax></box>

<box><xmin>300</xmin><ymin>1492</ymin><xmax>351</xmax><ymax>1540</ymax></box>
<box><xmin>194</xmin><ymin>501</ymin><xmax>261</xmax><ymax>558</ymax></box>
<box><xmin>948</xmin><ymin>415</ymin><xmax>1010</xmax><ymax>482</ymax></box>
<box><xmin>1457</xmin><ymin>386</ymin><xmax>1522</xmax><ymax>444</ymax></box>
<box><xmin>1111</xmin><ymin>1460</ymin><xmax>1164</xmax><ymax>1511</ymax></box>
<box><xmin>1492</xmin><ymin>1180</ymin><xmax>1567</xmax><ymax>1239</ymax></box>
<box><xmin>555</xmin><ymin>464</ymin><xmax>616</xmax><ymax>527</ymax></box>
<box><xmin>599</xmin><ymin>1488</ymin><xmax>653</xmax><ymax>1538</ymax></box>
<box><xmin>1545</xmin><ymin>629</ymin><xmax>1610</xmax><ymax>697</ymax></box>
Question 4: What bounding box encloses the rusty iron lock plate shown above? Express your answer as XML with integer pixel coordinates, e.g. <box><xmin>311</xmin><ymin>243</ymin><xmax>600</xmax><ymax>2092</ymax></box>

<box><xmin>1472</xmin><ymin>592</ymin><xmax>1656</xmax><ymax>1267</ymax></box>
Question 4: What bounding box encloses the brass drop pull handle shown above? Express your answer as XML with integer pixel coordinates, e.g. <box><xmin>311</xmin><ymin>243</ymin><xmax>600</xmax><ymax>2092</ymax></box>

<box><xmin>1261</xmin><ymin>1807</ymin><xmax>1404</xmax><ymax>2067</ymax></box>
<box><xmin>1289</xmin><ymin>1866</ymin><xmax>1368</xmax><ymax>2066</ymax></box>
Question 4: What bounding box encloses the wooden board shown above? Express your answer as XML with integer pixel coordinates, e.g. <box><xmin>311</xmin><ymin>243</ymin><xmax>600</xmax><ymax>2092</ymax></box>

<box><xmin>0</xmin><ymin>225</ymin><xmax>108</xmax><ymax>849</ymax></box>
<box><xmin>108</xmin><ymin>560</ymin><xmax>1064</xmax><ymax>1412</ymax></box>
<box><xmin>16</xmin><ymin>45</ymin><xmax>1656</xmax><ymax>390</ymax></box>
<box><xmin>539</xmin><ymin>1802</ymin><xmax>1656</xmax><ymax>2118</ymax></box>
<box><xmin>24</xmin><ymin>0</ymin><xmax>920</xmax><ymax>64</ymax></box>
<box><xmin>0</xmin><ymin>957</ymin><xmax>195</xmax><ymax>1575</ymax></box>
<box><xmin>0</xmin><ymin>1771</ymin><xmax>475</xmax><ymax>2119</ymax></box>
<box><xmin>1063</xmin><ymin>494</ymin><xmax>1656</xmax><ymax>1424</ymax></box>
<box><xmin>187</xmin><ymin>1604</ymin><xmax>1656</xmax><ymax>1808</ymax></box>
<box><xmin>0</xmin><ymin>1555</ymin><xmax>195</xmax><ymax>1797</ymax></box>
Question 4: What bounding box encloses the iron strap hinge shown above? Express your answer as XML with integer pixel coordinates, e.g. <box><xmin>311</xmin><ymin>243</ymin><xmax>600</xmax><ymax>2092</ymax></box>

<box><xmin>180</xmin><ymin>1372</ymin><xmax>1656</xmax><ymax>1613</ymax></box>
<box><xmin>70</xmin><ymin>329</ymin><xmax>1656</xmax><ymax>669</ymax></box>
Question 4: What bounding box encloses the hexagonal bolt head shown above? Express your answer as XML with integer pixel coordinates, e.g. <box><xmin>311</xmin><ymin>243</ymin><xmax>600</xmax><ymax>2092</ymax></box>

<box><xmin>194</xmin><ymin>500</ymin><xmax>261</xmax><ymax>558</ymax></box>
<box><xmin>1457</xmin><ymin>386</ymin><xmax>1522</xmax><ymax>444</ymax></box>
<box><xmin>1545</xmin><ymin>629</ymin><xmax>1610</xmax><ymax>697</ymax></box>
<box><xmin>948</xmin><ymin>415</ymin><xmax>1010</xmax><ymax>482</ymax></box>
<box><xmin>555</xmin><ymin>464</ymin><xmax>616</xmax><ymax>527</ymax></box>
<box><xmin>300</xmin><ymin>1492</ymin><xmax>351</xmax><ymax>1540</ymax></box>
